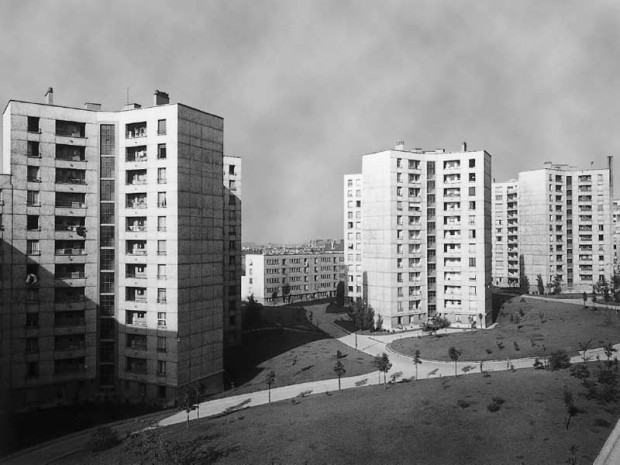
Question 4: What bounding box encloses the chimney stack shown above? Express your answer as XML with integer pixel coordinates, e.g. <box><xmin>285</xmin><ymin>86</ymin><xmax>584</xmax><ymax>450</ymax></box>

<box><xmin>394</xmin><ymin>140</ymin><xmax>405</xmax><ymax>151</ymax></box>
<box><xmin>84</xmin><ymin>102</ymin><xmax>102</xmax><ymax>111</ymax></box>
<box><xmin>154</xmin><ymin>90</ymin><xmax>170</xmax><ymax>106</ymax></box>
<box><xmin>44</xmin><ymin>87</ymin><xmax>54</xmax><ymax>105</ymax></box>
<box><xmin>461</xmin><ymin>141</ymin><xmax>467</xmax><ymax>152</ymax></box>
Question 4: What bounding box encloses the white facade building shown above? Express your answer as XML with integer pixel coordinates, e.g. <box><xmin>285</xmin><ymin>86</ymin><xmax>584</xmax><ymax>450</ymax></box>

<box><xmin>345</xmin><ymin>142</ymin><xmax>492</xmax><ymax>331</ymax></box>
<box><xmin>492</xmin><ymin>161</ymin><xmax>613</xmax><ymax>293</ymax></box>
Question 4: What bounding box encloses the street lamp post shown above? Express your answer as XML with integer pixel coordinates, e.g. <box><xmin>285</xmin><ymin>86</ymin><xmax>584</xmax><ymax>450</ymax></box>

<box><xmin>355</xmin><ymin>330</ymin><xmax>357</xmax><ymax>350</ymax></box>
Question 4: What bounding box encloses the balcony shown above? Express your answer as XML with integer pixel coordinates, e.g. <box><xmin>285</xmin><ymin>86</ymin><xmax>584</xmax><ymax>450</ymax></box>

<box><xmin>56</xmin><ymin>144</ymin><xmax>86</xmax><ymax>162</ymax></box>
<box><xmin>56</xmin><ymin>121</ymin><xmax>85</xmax><ymax>138</ymax></box>
<box><xmin>56</xmin><ymin>271</ymin><xmax>86</xmax><ymax>279</ymax></box>
<box><xmin>126</xmin><ymin>146</ymin><xmax>148</xmax><ymax>162</ymax></box>
<box><xmin>126</xmin><ymin>196</ymin><xmax>147</xmax><ymax>209</ymax></box>
<box><xmin>54</xmin><ymin>318</ymin><xmax>86</xmax><ymax>328</ymax></box>
<box><xmin>126</xmin><ymin>123</ymin><xmax>147</xmax><ymax>139</ymax></box>
<box><xmin>126</xmin><ymin>170</ymin><xmax>147</xmax><ymax>185</ymax></box>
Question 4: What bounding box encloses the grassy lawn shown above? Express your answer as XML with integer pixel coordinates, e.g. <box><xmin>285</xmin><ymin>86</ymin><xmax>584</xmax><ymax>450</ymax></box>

<box><xmin>63</xmin><ymin>365</ymin><xmax>618</xmax><ymax>465</ymax></box>
<box><xmin>391</xmin><ymin>296</ymin><xmax>620</xmax><ymax>362</ymax></box>
<box><xmin>220</xmin><ymin>306</ymin><xmax>376</xmax><ymax>397</ymax></box>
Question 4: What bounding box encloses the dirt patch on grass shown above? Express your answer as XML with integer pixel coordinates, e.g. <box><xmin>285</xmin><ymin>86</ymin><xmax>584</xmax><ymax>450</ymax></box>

<box><xmin>64</xmin><ymin>368</ymin><xmax>617</xmax><ymax>465</ymax></box>
<box><xmin>391</xmin><ymin>297</ymin><xmax>620</xmax><ymax>361</ymax></box>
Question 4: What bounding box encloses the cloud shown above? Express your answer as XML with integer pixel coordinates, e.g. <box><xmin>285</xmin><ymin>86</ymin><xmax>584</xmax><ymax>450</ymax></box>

<box><xmin>1</xmin><ymin>0</ymin><xmax>620</xmax><ymax>243</ymax></box>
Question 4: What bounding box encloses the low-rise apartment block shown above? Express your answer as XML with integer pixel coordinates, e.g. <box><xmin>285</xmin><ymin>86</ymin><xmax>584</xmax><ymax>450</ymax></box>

<box><xmin>241</xmin><ymin>251</ymin><xmax>346</xmax><ymax>304</ymax></box>
<box><xmin>345</xmin><ymin>142</ymin><xmax>493</xmax><ymax>331</ymax></box>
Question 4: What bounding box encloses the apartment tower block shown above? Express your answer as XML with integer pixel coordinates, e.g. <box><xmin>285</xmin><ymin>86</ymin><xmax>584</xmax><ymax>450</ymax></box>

<box><xmin>0</xmin><ymin>89</ymin><xmax>241</xmax><ymax>412</ymax></box>
<box><xmin>345</xmin><ymin>142</ymin><xmax>492</xmax><ymax>331</ymax></box>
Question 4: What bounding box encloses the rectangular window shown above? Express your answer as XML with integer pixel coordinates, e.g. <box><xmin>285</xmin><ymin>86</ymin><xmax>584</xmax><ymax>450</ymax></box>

<box><xmin>100</xmin><ymin>157</ymin><xmax>115</xmax><ymax>178</ymax></box>
<box><xmin>100</xmin><ymin>204</ymin><xmax>114</xmax><ymax>225</ymax></box>
<box><xmin>27</xmin><ymin>240</ymin><xmax>40</xmax><ymax>255</ymax></box>
<box><xmin>157</xmin><ymin>119</ymin><xmax>167</xmax><ymax>135</ymax></box>
<box><xmin>157</xmin><ymin>336</ymin><xmax>167</xmax><ymax>352</ymax></box>
<box><xmin>100</xmin><ymin>273</ymin><xmax>114</xmax><ymax>293</ymax></box>
<box><xmin>157</xmin><ymin>192</ymin><xmax>167</xmax><ymax>208</ymax></box>
<box><xmin>27</xmin><ymin>215</ymin><xmax>40</xmax><ymax>230</ymax></box>
<box><xmin>469</xmin><ymin>159</ymin><xmax>475</xmax><ymax>168</ymax></box>
<box><xmin>157</xmin><ymin>168</ymin><xmax>166</xmax><ymax>184</ymax></box>
<box><xmin>157</xmin><ymin>288</ymin><xmax>167</xmax><ymax>303</ymax></box>
<box><xmin>26</xmin><ymin>337</ymin><xmax>39</xmax><ymax>353</ymax></box>
<box><xmin>157</xmin><ymin>240</ymin><xmax>167</xmax><ymax>255</ymax></box>
<box><xmin>469</xmin><ymin>187</ymin><xmax>475</xmax><ymax>196</ymax></box>
<box><xmin>100</xmin><ymin>180</ymin><xmax>114</xmax><ymax>201</ymax></box>
<box><xmin>27</xmin><ymin>191</ymin><xmax>40</xmax><ymax>206</ymax></box>
<box><xmin>27</xmin><ymin>116</ymin><xmax>40</xmax><ymax>133</ymax></box>
<box><xmin>27</xmin><ymin>166</ymin><xmax>40</xmax><ymax>182</ymax></box>
<box><xmin>27</xmin><ymin>141</ymin><xmax>40</xmax><ymax>157</ymax></box>
<box><xmin>157</xmin><ymin>216</ymin><xmax>166</xmax><ymax>232</ymax></box>
<box><xmin>158</xmin><ymin>264</ymin><xmax>166</xmax><ymax>279</ymax></box>
<box><xmin>157</xmin><ymin>312</ymin><xmax>167</xmax><ymax>327</ymax></box>
<box><xmin>100</xmin><ymin>124</ymin><xmax>115</xmax><ymax>155</ymax></box>
<box><xmin>469</xmin><ymin>201</ymin><xmax>476</xmax><ymax>210</ymax></box>
<box><xmin>158</xmin><ymin>143</ymin><xmax>167</xmax><ymax>159</ymax></box>
<box><xmin>469</xmin><ymin>258</ymin><xmax>476</xmax><ymax>267</ymax></box>
<box><xmin>157</xmin><ymin>360</ymin><xmax>166</xmax><ymax>375</ymax></box>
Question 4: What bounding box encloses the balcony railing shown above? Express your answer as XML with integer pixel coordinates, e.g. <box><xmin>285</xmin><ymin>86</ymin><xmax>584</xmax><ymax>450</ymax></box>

<box><xmin>127</xmin><ymin>318</ymin><xmax>147</xmax><ymax>327</ymax></box>
<box><xmin>55</xmin><ymin>318</ymin><xmax>86</xmax><ymax>327</ymax></box>
<box><xmin>128</xmin><ymin>342</ymin><xmax>147</xmax><ymax>351</ymax></box>
<box><xmin>127</xmin><ymin>225</ymin><xmax>147</xmax><ymax>232</ymax></box>
<box><xmin>127</xmin><ymin>273</ymin><xmax>147</xmax><ymax>279</ymax></box>
<box><xmin>55</xmin><ymin>342</ymin><xmax>85</xmax><ymax>351</ymax></box>
<box><xmin>127</xmin><ymin>249</ymin><xmax>147</xmax><ymax>256</ymax></box>
<box><xmin>27</xmin><ymin>176</ymin><xmax>41</xmax><ymax>183</ymax></box>
<box><xmin>56</xmin><ymin>272</ymin><xmax>85</xmax><ymax>279</ymax></box>
<box><xmin>55</xmin><ymin>248</ymin><xmax>85</xmax><ymax>255</ymax></box>
<box><xmin>56</xmin><ymin>177</ymin><xmax>86</xmax><ymax>184</ymax></box>
<box><xmin>56</xmin><ymin>201</ymin><xmax>86</xmax><ymax>209</ymax></box>
<box><xmin>127</xmin><ymin>200</ymin><xmax>147</xmax><ymax>209</ymax></box>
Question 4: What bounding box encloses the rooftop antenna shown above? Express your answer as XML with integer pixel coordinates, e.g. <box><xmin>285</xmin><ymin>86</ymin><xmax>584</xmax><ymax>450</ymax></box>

<box><xmin>126</xmin><ymin>87</ymin><xmax>130</xmax><ymax>104</ymax></box>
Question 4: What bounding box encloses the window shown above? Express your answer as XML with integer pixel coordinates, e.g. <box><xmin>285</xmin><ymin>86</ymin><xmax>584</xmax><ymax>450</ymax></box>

<box><xmin>158</xmin><ymin>264</ymin><xmax>166</xmax><ymax>279</ymax></box>
<box><xmin>101</xmin><ymin>157</ymin><xmax>115</xmax><ymax>178</ymax></box>
<box><xmin>101</xmin><ymin>249</ymin><xmax>114</xmax><ymax>270</ymax></box>
<box><xmin>100</xmin><ymin>273</ymin><xmax>114</xmax><ymax>293</ymax></box>
<box><xmin>126</xmin><ymin>122</ymin><xmax>146</xmax><ymax>138</ymax></box>
<box><xmin>158</xmin><ymin>216</ymin><xmax>166</xmax><ymax>232</ymax></box>
<box><xmin>157</xmin><ymin>288</ymin><xmax>167</xmax><ymax>303</ymax></box>
<box><xmin>157</xmin><ymin>240</ymin><xmax>167</xmax><ymax>255</ymax></box>
<box><xmin>27</xmin><ymin>362</ymin><xmax>38</xmax><ymax>378</ymax></box>
<box><xmin>229</xmin><ymin>164</ymin><xmax>236</xmax><ymax>175</ymax></box>
<box><xmin>157</xmin><ymin>143</ymin><xmax>167</xmax><ymax>160</ymax></box>
<box><xmin>157</xmin><ymin>312</ymin><xmax>167</xmax><ymax>327</ymax></box>
<box><xmin>27</xmin><ymin>240</ymin><xmax>40</xmax><ymax>255</ymax></box>
<box><xmin>157</xmin><ymin>168</ymin><xmax>166</xmax><ymax>184</ymax></box>
<box><xmin>469</xmin><ymin>258</ymin><xmax>476</xmax><ymax>267</ymax></box>
<box><xmin>157</xmin><ymin>119</ymin><xmax>167</xmax><ymax>135</ymax></box>
<box><xmin>469</xmin><ymin>159</ymin><xmax>475</xmax><ymax>168</ymax></box>
<box><xmin>27</xmin><ymin>141</ymin><xmax>40</xmax><ymax>157</ymax></box>
<box><xmin>157</xmin><ymin>192</ymin><xmax>167</xmax><ymax>208</ymax></box>
<box><xmin>27</xmin><ymin>166</ymin><xmax>40</xmax><ymax>182</ymax></box>
<box><xmin>469</xmin><ymin>187</ymin><xmax>475</xmax><ymax>196</ymax></box>
<box><xmin>157</xmin><ymin>336</ymin><xmax>167</xmax><ymax>352</ymax></box>
<box><xmin>469</xmin><ymin>201</ymin><xmax>476</xmax><ymax>210</ymax></box>
<box><xmin>27</xmin><ymin>215</ymin><xmax>40</xmax><ymax>230</ymax></box>
<box><xmin>27</xmin><ymin>191</ymin><xmax>40</xmax><ymax>206</ymax></box>
<box><xmin>27</xmin><ymin>116</ymin><xmax>40</xmax><ymax>133</ymax></box>
<box><xmin>157</xmin><ymin>360</ymin><xmax>166</xmax><ymax>376</ymax></box>
<box><xmin>26</xmin><ymin>313</ymin><xmax>39</xmax><ymax>326</ymax></box>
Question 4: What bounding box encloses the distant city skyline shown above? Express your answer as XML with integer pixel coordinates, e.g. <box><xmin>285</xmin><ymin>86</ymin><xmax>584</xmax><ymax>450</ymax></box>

<box><xmin>1</xmin><ymin>0</ymin><xmax>620</xmax><ymax>243</ymax></box>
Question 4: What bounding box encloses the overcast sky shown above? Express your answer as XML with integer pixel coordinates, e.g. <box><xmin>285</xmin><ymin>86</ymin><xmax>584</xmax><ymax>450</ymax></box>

<box><xmin>1</xmin><ymin>0</ymin><xmax>620</xmax><ymax>243</ymax></box>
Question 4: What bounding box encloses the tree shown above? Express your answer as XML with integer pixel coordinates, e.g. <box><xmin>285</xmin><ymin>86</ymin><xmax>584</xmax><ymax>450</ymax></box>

<box><xmin>612</xmin><ymin>272</ymin><xmax>620</xmax><ymax>302</ymax></box>
<box><xmin>448</xmin><ymin>347</ymin><xmax>462</xmax><ymax>376</ymax></box>
<box><xmin>578</xmin><ymin>339</ymin><xmax>593</xmax><ymax>364</ymax></box>
<box><xmin>603</xmin><ymin>342</ymin><xmax>617</xmax><ymax>366</ymax></box>
<box><xmin>243</xmin><ymin>294</ymin><xmax>263</xmax><ymax>329</ymax></box>
<box><xmin>195</xmin><ymin>383</ymin><xmax>206</xmax><ymax>419</ymax></box>
<box><xmin>265</xmin><ymin>370</ymin><xmax>276</xmax><ymax>403</ymax></box>
<box><xmin>176</xmin><ymin>386</ymin><xmax>198</xmax><ymax>428</ymax></box>
<box><xmin>333</xmin><ymin>360</ymin><xmax>346</xmax><ymax>390</ymax></box>
<box><xmin>282</xmin><ymin>283</ymin><xmax>291</xmax><ymax>304</ymax></box>
<box><xmin>551</xmin><ymin>275</ymin><xmax>562</xmax><ymax>295</ymax></box>
<box><xmin>375</xmin><ymin>313</ymin><xmax>383</xmax><ymax>332</ymax></box>
<box><xmin>271</xmin><ymin>290</ymin><xmax>278</xmax><ymax>303</ymax></box>
<box><xmin>563</xmin><ymin>388</ymin><xmax>578</xmax><ymax>430</ymax></box>
<box><xmin>421</xmin><ymin>315</ymin><xmax>451</xmax><ymax>337</ymax></box>
<box><xmin>374</xmin><ymin>353</ymin><xmax>392</xmax><ymax>388</ymax></box>
<box><xmin>582</xmin><ymin>292</ymin><xmax>588</xmax><ymax>308</ymax></box>
<box><xmin>520</xmin><ymin>274</ymin><xmax>530</xmax><ymax>295</ymax></box>
<box><xmin>347</xmin><ymin>300</ymin><xmax>375</xmax><ymax>331</ymax></box>
<box><xmin>536</xmin><ymin>274</ymin><xmax>545</xmax><ymax>295</ymax></box>
<box><xmin>412</xmin><ymin>350</ymin><xmax>422</xmax><ymax>380</ymax></box>
<box><xmin>335</xmin><ymin>281</ymin><xmax>345</xmax><ymax>307</ymax></box>
<box><xmin>595</xmin><ymin>276</ymin><xmax>611</xmax><ymax>302</ymax></box>
<box><xmin>592</xmin><ymin>293</ymin><xmax>598</xmax><ymax>310</ymax></box>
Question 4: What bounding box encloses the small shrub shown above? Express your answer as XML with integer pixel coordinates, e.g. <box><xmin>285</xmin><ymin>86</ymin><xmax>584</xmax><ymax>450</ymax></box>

<box><xmin>518</xmin><ymin>308</ymin><xmax>525</xmax><ymax>317</ymax></box>
<box><xmin>549</xmin><ymin>350</ymin><xmax>571</xmax><ymax>370</ymax></box>
<box><xmin>594</xmin><ymin>418</ymin><xmax>612</xmax><ymax>428</ymax></box>
<box><xmin>485</xmin><ymin>348</ymin><xmax>492</xmax><ymax>355</ymax></box>
<box><xmin>533</xmin><ymin>358</ymin><xmax>545</xmax><ymax>370</ymax></box>
<box><xmin>492</xmin><ymin>396</ymin><xmax>505</xmax><ymax>405</ymax></box>
<box><xmin>457</xmin><ymin>400</ymin><xmax>471</xmax><ymax>409</ymax></box>
<box><xmin>496</xmin><ymin>341</ymin><xmax>505</xmax><ymax>350</ymax></box>
<box><xmin>88</xmin><ymin>425</ymin><xmax>121</xmax><ymax>452</ymax></box>
<box><xmin>487</xmin><ymin>402</ymin><xmax>500</xmax><ymax>412</ymax></box>
<box><xmin>519</xmin><ymin>297</ymin><xmax>526</xmax><ymax>303</ymax></box>
<box><xmin>513</xmin><ymin>341</ymin><xmax>520</xmax><ymax>351</ymax></box>
<box><xmin>569</xmin><ymin>364</ymin><xmax>590</xmax><ymax>383</ymax></box>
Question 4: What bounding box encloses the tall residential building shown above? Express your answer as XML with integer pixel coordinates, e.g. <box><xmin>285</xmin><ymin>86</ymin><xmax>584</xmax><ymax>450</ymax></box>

<box><xmin>223</xmin><ymin>156</ymin><xmax>242</xmax><ymax>346</ymax></box>
<box><xmin>241</xmin><ymin>251</ymin><xmax>345</xmax><ymax>305</ymax></box>
<box><xmin>613</xmin><ymin>199</ymin><xmax>620</xmax><ymax>273</ymax></box>
<box><xmin>345</xmin><ymin>142</ymin><xmax>492</xmax><ymax>331</ymax></box>
<box><xmin>492</xmin><ymin>161</ymin><xmax>613</xmax><ymax>292</ymax></box>
<box><xmin>0</xmin><ymin>89</ymin><xmax>241</xmax><ymax>412</ymax></box>
<box><xmin>343</xmin><ymin>174</ymin><xmax>364</xmax><ymax>302</ymax></box>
